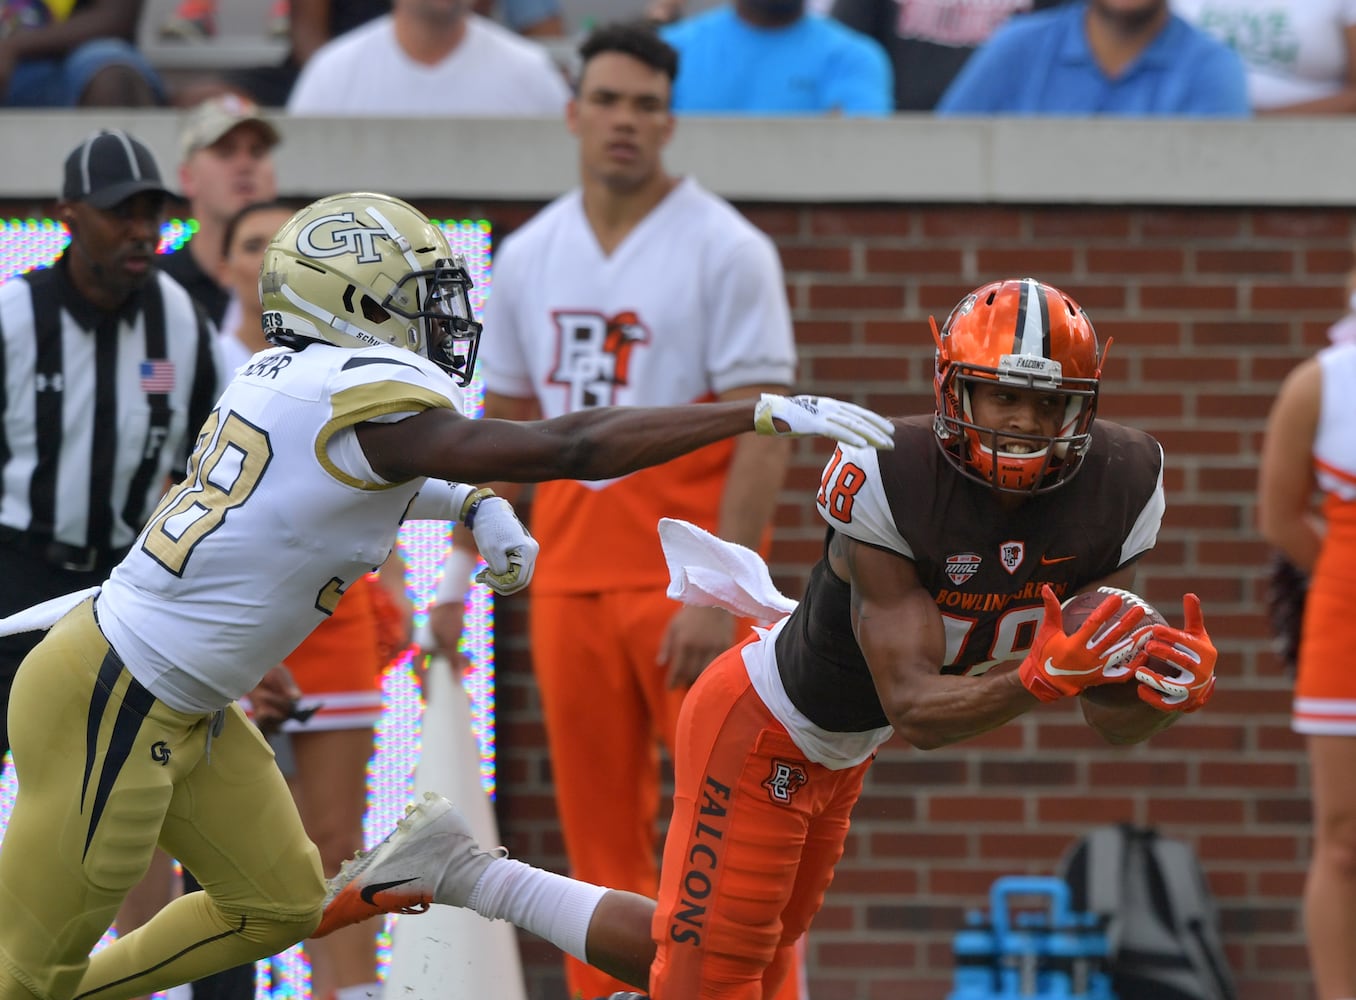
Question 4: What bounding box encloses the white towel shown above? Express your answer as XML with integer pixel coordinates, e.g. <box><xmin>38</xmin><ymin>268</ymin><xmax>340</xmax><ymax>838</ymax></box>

<box><xmin>659</xmin><ymin>518</ymin><xmax>798</xmax><ymax>626</ymax></box>
<box><xmin>0</xmin><ymin>586</ymin><xmax>100</xmax><ymax>637</ymax></box>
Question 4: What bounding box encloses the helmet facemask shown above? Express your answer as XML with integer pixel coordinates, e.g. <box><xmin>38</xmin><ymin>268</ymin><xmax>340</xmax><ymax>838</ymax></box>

<box><xmin>936</xmin><ymin>358</ymin><xmax>1099</xmax><ymax>494</ymax></box>
<box><xmin>383</xmin><ymin>256</ymin><xmax>482</xmax><ymax>386</ymax></box>
<box><xmin>931</xmin><ymin>278</ymin><xmax>1104</xmax><ymax>495</ymax></box>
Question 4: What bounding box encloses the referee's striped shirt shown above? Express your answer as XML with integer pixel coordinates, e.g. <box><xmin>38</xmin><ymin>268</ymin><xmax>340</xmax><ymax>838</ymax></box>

<box><xmin>0</xmin><ymin>255</ymin><xmax>222</xmax><ymax>554</ymax></box>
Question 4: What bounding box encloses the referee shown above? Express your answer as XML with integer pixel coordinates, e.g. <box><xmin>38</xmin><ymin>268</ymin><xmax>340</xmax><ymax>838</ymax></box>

<box><xmin>0</xmin><ymin>128</ymin><xmax>221</xmax><ymax>763</ymax></box>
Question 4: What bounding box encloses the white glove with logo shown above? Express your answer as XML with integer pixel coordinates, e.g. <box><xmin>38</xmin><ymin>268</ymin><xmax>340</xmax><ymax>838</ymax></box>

<box><xmin>465</xmin><ymin>494</ymin><xmax>539</xmax><ymax>596</ymax></box>
<box><xmin>754</xmin><ymin>394</ymin><xmax>895</xmax><ymax>450</ymax></box>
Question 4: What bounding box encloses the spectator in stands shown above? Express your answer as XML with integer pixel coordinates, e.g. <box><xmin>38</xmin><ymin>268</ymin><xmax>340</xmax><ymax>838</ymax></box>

<box><xmin>287</xmin><ymin>0</ymin><xmax>570</xmax><ymax>113</ymax></box>
<box><xmin>1174</xmin><ymin>0</ymin><xmax>1356</xmax><ymax>113</ymax></box>
<box><xmin>936</xmin><ymin>0</ymin><xmax>1250</xmax><ymax>114</ymax></box>
<box><xmin>658</xmin><ymin>0</ymin><xmax>893</xmax><ymax>113</ymax></box>
<box><xmin>164</xmin><ymin>0</ymin><xmax>564</xmax><ymax>44</ymax></box>
<box><xmin>160</xmin><ymin>0</ymin><xmax>290</xmax><ymax>41</ymax></box>
<box><xmin>159</xmin><ymin>94</ymin><xmax>280</xmax><ymax>330</ymax></box>
<box><xmin>0</xmin><ymin>0</ymin><xmax>164</xmax><ymax>106</ymax></box>
<box><xmin>215</xmin><ymin>203</ymin><xmax>296</xmax><ymax>369</ymax></box>
<box><xmin>830</xmin><ymin>0</ymin><xmax>1073</xmax><ymax>110</ymax></box>
<box><xmin>472</xmin><ymin>0</ymin><xmax>565</xmax><ymax>36</ymax></box>
<box><xmin>168</xmin><ymin>0</ymin><xmax>389</xmax><ymax>108</ymax></box>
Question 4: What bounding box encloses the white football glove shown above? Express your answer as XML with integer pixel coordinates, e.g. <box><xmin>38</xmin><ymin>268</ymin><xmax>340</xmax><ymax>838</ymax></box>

<box><xmin>754</xmin><ymin>394</ymin><xmax>895</xmax><ymax>450</ymax></box>
<box><xmin>465</xmin><ymin>495</ymin><xmax>539</xmax><ymax>596</ymax></box>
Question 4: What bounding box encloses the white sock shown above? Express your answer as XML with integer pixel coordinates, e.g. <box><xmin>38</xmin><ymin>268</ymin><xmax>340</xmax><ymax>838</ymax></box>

<box><xmin>467</xmin><ymin>857</ymin><xmax>608</xmax><ymax>964</ymax></box>
<box><xmin>334</xmin><ymin>983</ymin><xmax>382</xmax><ymax>1000</ymax></box>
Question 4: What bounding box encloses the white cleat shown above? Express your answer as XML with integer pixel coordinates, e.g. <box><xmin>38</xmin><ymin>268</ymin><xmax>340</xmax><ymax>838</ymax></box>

<box><xmin>313</xmin><ymin>791</ymin><xmax>503</xmax><ymax>937</ymax></box>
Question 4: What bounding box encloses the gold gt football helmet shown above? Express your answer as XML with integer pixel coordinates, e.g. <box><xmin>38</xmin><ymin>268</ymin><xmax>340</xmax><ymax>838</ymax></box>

<box><xmin>932</xmin><ymin>277</ymin><xmax>1104</xmax><ymax>494</ymax></box>
<box><xmin>260</xmin><ymin>192</ymin><xmax>482</xmax><ymax>385</ymax></box>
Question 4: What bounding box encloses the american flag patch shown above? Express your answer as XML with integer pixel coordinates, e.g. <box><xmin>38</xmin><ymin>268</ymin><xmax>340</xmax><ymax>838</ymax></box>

<box><xmin>139</xmin><ymin>359</ymin><xmax>175</xmax><ymax>393</ymax></box>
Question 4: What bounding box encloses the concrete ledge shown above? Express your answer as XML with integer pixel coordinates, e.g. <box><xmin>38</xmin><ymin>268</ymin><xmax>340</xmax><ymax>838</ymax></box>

<box><xmin>141</xmin><ymin>38</ymin><xmax>289</xmax><ymax>70</ymax></box>
<box><xmin>0</xmin><ymin>110</ymin><xmax>1349</xmax><ymax>206</ymax></box>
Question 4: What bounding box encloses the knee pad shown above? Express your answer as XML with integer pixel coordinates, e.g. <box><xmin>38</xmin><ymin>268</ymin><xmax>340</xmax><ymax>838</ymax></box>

<box><xmin>213</xmin><ymin>849</ymin><xmax>326</xmax><ymax>948</ymax></box>
<box><xmin>216</xmin><ymin>895</ymin><xmax>323</xmax><ymax>953</ymax></box>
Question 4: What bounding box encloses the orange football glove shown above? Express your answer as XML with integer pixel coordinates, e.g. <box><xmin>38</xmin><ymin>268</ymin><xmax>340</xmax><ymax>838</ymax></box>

<box><xmin>1133</xmin><ymin>594</ymin><xmax>1217</xmax><ymax>713</ymax></box>
<box><xmin>1019</xmin><ymin>585</ymin><xmax>1149</xmax><ymax>702</ymax></box>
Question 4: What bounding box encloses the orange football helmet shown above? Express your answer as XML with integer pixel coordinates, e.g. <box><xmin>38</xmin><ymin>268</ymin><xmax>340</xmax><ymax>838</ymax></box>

<box><xmin>932</xmin><ymin>278</ymin><xmax>1105</xmax><ymax>494</ymax></box>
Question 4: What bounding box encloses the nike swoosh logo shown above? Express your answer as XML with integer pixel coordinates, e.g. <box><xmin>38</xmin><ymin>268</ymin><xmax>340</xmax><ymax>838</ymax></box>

<box><xmin>1042</xmin><ymin>657</ymin><xmax>1103</xmax><ymax>677</ymax></box>
<box><xmin>1040</xmin><ymin>555</ymin><xmax>1076</xmax><ymax>565</ymax></box>
<box><xmin>360</xmin><ymin>877</ymin><xmax>419</xmax><ymax>905</ymax></box>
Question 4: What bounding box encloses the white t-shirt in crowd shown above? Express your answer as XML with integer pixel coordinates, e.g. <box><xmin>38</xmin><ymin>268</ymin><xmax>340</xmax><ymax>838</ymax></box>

<box><xmin>287</xmin><ymin>13</ymin><xmax>571</xmax><ymax>115</ymax></box>
<box><xmin>1174</xmin><ymin>0</ymin><xmax>1356</xmax><ymax>108</ymax></box>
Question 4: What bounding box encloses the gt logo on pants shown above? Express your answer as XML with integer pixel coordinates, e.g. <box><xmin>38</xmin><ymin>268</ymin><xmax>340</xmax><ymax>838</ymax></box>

<box><xmin>150</xmin><ymin>741</ymin><xmax>171</xmax><ymax>765</ymax></box>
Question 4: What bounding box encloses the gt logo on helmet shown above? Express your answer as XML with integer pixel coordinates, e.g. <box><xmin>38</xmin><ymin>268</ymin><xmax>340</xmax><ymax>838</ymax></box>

<box><xmin>261</xmin><ymin>192</ymin><xmax>484</xmax><ymax>386</ymax></box>
<box><xmin>296</xmin><ymin>212</ymin><xmax>387</xmax><ymax>264</ymax></box>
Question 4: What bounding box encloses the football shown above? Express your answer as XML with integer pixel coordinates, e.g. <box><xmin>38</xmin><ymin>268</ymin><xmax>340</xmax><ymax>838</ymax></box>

<box><xmin>1061</xmin><ymin>586</ymin><xmax>1166</xmax><ymax>637</ymax></box>
<box><xmin>1061</xmin><ymin>587</ymin><xmax>1167</xmax><ymax>704</ymax></box>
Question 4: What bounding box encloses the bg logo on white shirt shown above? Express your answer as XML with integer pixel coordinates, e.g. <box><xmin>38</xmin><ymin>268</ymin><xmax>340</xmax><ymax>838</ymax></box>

<box><xmin>548</xmin><ymin>309</ymin><xmax>652</xmax><ymax>410</ymax></box>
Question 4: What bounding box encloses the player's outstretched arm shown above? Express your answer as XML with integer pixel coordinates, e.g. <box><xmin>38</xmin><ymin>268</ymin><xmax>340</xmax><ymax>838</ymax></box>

<box><xmin>357</xmin><ymin>394</ymin><xmax>894</xmax><ymax>487</ymax></box>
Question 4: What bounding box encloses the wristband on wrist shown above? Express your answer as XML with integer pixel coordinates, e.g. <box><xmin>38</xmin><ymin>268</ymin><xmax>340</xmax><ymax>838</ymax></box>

<box><xmin>460</xmin><ymin>487</ymin><xmax>496</xmax><ymax>528</ymax></box>
<box><xmin>436</xmin><ymin>547</ymin><xmax>479</xmax><ymax>605</ymax></box>
<box><xmin>446</xmin><ymin>482</ymin><xmax>478</xmax><ymax>520</ymax></box>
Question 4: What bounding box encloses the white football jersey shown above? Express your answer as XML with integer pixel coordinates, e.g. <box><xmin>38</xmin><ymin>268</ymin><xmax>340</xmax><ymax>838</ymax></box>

<box><xmin>97</xmin><ymin>342</ymin><xmax>461</xmax><ymax>713</ymax></box>
<box><xmin>480</xmin><ymin>177</ymin><xmax>796</xmax><ymax>492</ymax></box>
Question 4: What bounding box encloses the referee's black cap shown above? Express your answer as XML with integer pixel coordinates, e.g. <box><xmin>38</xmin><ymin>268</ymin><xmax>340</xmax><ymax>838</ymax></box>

<box><xmin>61</xmin><ymin>129</ymin><xmax>172</xmax><ymax>210</ymax></box>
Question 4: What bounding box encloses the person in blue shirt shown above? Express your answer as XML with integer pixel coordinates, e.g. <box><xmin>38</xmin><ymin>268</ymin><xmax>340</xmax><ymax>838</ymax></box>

<box><xmin>659</xmin><ymin>0</ymin><xmax>893</xmax><ymax>114</ymax></box>
<box><xmin>936</xmin><ymin>0</ymin><xmax>1250</xmax><ymax>115</ymax></box>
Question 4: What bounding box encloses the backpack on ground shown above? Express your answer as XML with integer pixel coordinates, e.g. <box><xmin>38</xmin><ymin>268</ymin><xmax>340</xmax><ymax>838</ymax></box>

<box><xmin>1056</xmin><ymin>823</ymin><xmax>1237</xmax><ymax>1000</ymax></box>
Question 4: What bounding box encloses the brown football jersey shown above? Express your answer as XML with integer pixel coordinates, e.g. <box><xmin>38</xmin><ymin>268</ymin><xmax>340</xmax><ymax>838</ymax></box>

<box><xmin>775</xmin><ymin>415</ymin><xmax>1164</xmax><ymax>732</ymax></box>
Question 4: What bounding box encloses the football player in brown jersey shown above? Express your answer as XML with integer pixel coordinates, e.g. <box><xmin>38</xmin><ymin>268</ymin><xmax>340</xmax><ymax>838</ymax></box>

<box><xmin>318</xmin><ymin>278</ymin><xmax>1218</xmax><ymax>1000</ymax></box>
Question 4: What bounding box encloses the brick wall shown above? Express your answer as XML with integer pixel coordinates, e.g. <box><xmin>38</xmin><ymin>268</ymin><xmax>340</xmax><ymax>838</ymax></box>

<box><xmin>434</xmin><ymin>199</ymin><xmax>1354</xmax><ymax>1000</ymax></box>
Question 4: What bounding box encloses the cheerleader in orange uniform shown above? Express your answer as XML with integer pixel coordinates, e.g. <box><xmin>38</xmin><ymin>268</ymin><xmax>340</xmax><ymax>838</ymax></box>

<box><xmin>1260</xmin><ymin>342</ymin><xmax>1356</xmax><ymax>1000</ymax></box>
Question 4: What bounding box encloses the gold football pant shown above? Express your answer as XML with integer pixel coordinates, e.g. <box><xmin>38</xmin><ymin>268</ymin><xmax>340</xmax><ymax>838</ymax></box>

<box><xmin>0</xmin><ymin>600</ymin><xmax>324</xmax><ymax>1000</ymax></box>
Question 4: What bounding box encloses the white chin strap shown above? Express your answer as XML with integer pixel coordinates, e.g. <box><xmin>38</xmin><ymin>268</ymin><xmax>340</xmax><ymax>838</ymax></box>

<box><xmin>279</xmin><ymin>283</ymin><xmax>380</xmax><ymax>346</ymax></box>
<box><xmin>366</xmin><ymin>207</ymin><xmax>424</xmax><ymax>274</ymax></box>
<box><xmin>366</xmin><ymin>206</ymin><xmax>433</xmax><ymax>351</ymax></box>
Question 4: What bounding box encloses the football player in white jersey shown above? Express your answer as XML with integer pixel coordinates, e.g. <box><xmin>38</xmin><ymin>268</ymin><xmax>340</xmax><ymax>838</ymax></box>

<box><xmin>0</xmin><ymin>191</ymin><xmax>894</xmax><ymax>1000</ymax></box>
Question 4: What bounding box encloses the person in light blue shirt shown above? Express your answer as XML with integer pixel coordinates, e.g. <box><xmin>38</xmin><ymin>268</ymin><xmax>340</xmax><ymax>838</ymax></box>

<box><xmin>660</xmin><ymin>0</ymin><xmax>893</xmax><ymax>114</ymax></box>
<box><xmin>936</xmin><ymin>0</ymin><xmax>1250</xmax><ymax>115</ymax></box>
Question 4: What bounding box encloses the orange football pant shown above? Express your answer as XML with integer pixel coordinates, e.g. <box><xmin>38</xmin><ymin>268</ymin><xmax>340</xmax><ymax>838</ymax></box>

<box><xmin>649</xmin><ymin>636</ymin><xmax>870</xmax><ymax>999</ymax></box>
<box><xmin>531</xmin><ymin>592</ymin><xmax>807</xmax><ymax>1000</ymax></box>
